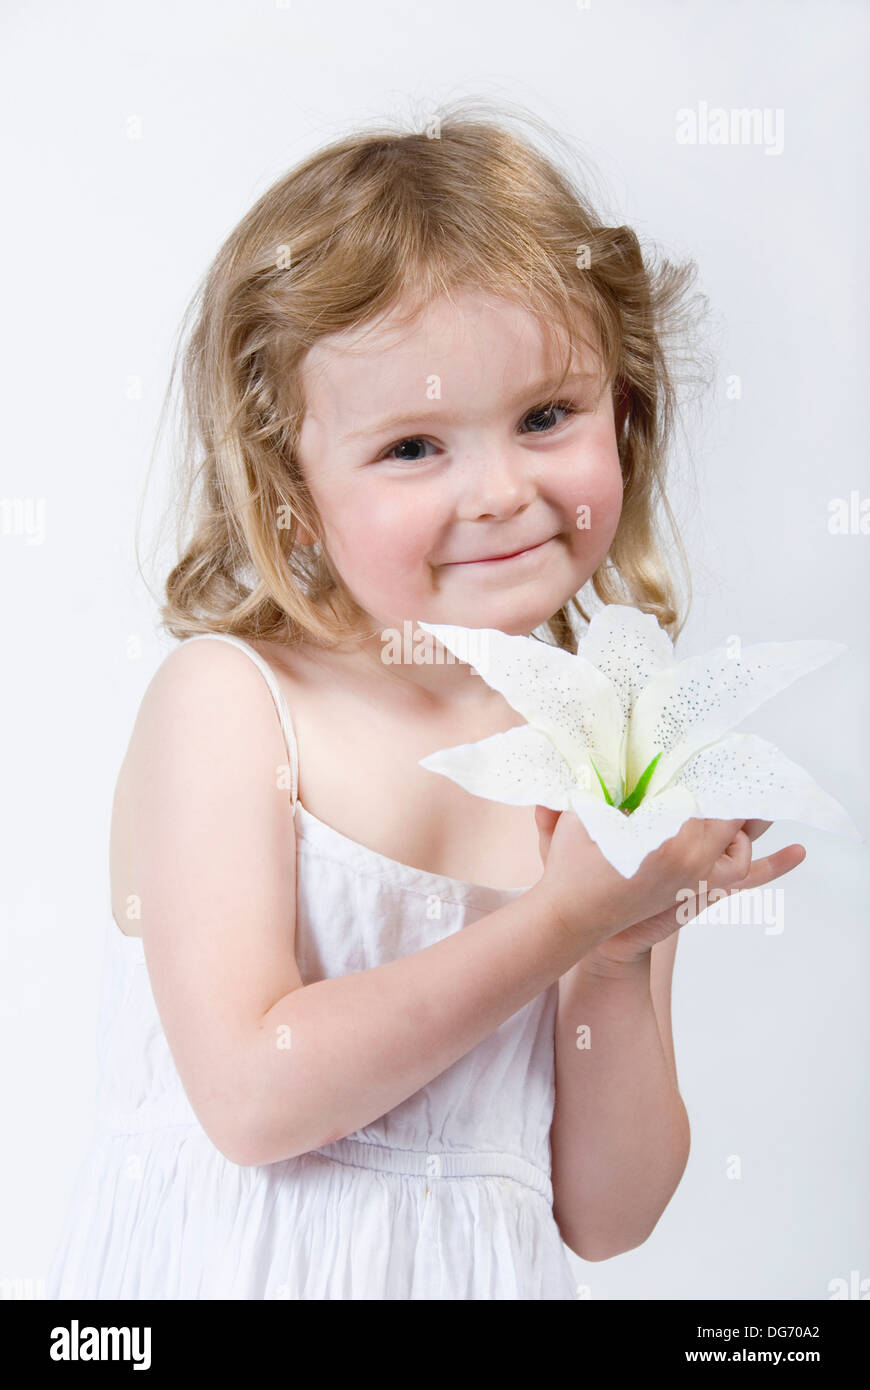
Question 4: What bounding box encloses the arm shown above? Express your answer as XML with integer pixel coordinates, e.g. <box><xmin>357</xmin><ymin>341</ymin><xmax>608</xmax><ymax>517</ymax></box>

<box><xmin>547</xmin><ymin>815</ymin><xmax>804</xmax><ymax>1260</ymax></box>
<box><xmin>248</xmin><ymin>877</ymin><xmax>597</xmax><ymax>1164</ymax></box>
<box><xmin>550</xmin><ymin>932</ymin><xmax>690</xmax><ymax>1262</ymax></box>
<box><xmin>128</xmin><ymin>640</ymin><xmax>605</xmax><ymax>1168</ymax></box>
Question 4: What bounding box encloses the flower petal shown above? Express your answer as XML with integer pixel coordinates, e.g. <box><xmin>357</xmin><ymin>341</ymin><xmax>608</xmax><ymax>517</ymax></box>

<box><xmin>418</xmin><ymin>723</ymin><xmax>578</xmax><ymax>810</ymax></box>
<box><xmin>576</xmin><ymin>604</ymin><xmax>675</xmax><ymax>735</ymax></box>
<box><xmin>628</xmin><ymin>639</ymin><xmax>846</xmax><ymax>796</ymax></box>
<box><xmin>670</xmin><ymin>731</ymin><xmax>864</xmax><ymax>840</ymax></box>
<box><xmin>567</xmin><ymin>781</ymin><xmax>699</xmax><ymax>879</ymax></box>
<box><xmin>417</xmin><ymin>622</ymin><xmax>625</xmax><ymax>795</ymax></box>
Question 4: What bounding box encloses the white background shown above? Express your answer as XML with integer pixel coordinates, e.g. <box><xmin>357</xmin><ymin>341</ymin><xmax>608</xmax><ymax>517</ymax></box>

<box><xmin>2</xmin><ymin>0</ymin><xmax>868</xmax><ymax>1300</ymax></box>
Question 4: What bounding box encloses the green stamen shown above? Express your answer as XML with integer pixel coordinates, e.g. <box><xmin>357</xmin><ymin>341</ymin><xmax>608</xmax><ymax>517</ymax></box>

<box><xmin>618</xmin><ymin>751</ymin><xmax>663</xmax><ymax>813</ymax></box>
<box><xmin>588</xmin><ymin>756</ymin><xmax>614</xmax><ymax>806</ymax></box>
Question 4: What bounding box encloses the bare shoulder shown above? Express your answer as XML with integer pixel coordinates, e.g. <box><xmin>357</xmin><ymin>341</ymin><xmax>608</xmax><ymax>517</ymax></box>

<box><xmin>125</xmin><ymin>636</ymin><xmax>294</xmax><ymax>769</ymax></box>
<box><xmin>137</xmin><ymin>633</ymin><xmax>273</xmax><ymax>716</ymax></box>
<box><xmin>116</xmin><ymin>634</ymin><xmax>300</xmax><ymax>902</ymax></box>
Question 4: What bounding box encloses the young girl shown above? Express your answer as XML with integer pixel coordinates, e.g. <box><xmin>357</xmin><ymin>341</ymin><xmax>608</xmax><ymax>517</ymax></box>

<box><xmin>45</xmin><ymin>102</ymin><xmax>803</xmax><ymax>1300</ymax></box>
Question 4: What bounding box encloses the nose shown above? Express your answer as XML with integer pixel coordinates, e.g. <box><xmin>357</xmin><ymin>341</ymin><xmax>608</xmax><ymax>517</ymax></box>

<box><xmin>455</xmin><ymin>444</ymin><xmax>539</xmax><ymax>522</ymax></box>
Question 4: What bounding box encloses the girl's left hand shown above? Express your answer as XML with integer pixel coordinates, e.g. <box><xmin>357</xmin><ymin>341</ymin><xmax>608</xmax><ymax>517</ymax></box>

<box><xmin>534</xmin><ymin>811</ymin><xmax>806</xmax><ymax>973</ymax></box>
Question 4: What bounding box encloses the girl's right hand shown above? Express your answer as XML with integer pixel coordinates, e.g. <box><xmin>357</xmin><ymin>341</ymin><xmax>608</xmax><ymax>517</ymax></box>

<box><xmin>533</xmin><ymin>806</ymin><xmax>748</xmax><ymax>950</ymax></box>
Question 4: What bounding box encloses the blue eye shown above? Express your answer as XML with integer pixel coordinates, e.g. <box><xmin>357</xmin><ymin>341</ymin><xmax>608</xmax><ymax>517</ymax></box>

<box><xmin>522</xmin><ymin>401</ymin><xmax>577</xmax><ymax>433</ymax></box>
<box><xmin>379</xmin><ymin>400</ymin><xmax>578</xmax><ymax>464</ymax></box>
<box><xmin>383</xmin><ymin>436</ymin><xmax>437</xmax><ymax>463</ymax></box>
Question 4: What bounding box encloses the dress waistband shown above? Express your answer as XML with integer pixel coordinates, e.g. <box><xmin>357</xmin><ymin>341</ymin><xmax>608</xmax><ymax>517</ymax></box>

<box><xmin>312</xmin><ymin>1137</ymin><xmax>553</xmax><ymax>1202</ymax></box>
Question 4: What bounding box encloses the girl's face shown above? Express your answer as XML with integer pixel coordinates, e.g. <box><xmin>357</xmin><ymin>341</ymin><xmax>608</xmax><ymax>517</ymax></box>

<box><xmin>295</xmin><ymin>289</ymin><xmax>624</xmax><ymax>642</ymax></box>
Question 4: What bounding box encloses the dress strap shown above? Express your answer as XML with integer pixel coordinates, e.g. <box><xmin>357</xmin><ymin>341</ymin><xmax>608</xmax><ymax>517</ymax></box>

<box><xmin>181</xmin><ymin>634</ymin><xmax>299</xmax><ymax>811</ymax></box>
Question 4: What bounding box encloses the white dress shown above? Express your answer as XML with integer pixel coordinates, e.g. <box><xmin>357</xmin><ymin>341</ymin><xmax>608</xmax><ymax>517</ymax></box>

<box><xmin>45</xmin><ymin>633</ymin><xmax>577</xmax><ymax>1300</ymax></box>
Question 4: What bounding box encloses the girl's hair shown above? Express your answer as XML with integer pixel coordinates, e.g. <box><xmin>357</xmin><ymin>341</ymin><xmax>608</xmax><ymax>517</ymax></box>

<box><xmin>142</xmin><ymin>97</ymin><xmax>714</xmax><ymax>651</ymax></box>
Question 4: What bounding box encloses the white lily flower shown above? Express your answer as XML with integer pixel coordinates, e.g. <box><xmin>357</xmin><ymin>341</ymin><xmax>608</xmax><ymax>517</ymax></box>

<box><xmin>416</xmin><ymin>606</ymin><xmax>862</xmax><ymax>878</ymax></box>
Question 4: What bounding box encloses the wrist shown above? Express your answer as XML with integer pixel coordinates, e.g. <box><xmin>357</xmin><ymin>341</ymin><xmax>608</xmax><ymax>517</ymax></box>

<box><xmin>526</xmin><ymin>879</ymin><xmax>607</xmax><ymax>966</ymax></box>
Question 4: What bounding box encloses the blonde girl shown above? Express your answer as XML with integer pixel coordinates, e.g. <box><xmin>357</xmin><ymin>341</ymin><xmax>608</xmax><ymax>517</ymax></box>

<box><xmin>46</xmin><ymin>100</ymin><xmax>802</xmax><ymax>1300</ymax></box>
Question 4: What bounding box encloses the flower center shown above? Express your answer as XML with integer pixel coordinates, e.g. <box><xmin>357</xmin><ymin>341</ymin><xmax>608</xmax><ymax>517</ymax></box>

<box><xmin>589</xmin><ymin>751</ymin><xmax>663</xmax><ymax>814</ymax></box>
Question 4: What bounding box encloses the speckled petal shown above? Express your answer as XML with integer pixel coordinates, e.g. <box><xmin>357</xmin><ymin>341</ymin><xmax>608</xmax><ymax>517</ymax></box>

<box><xmin>670</xmin><ymin>731</ymin><xmax>864</xmax><ymax>839</ymax></box>
<box><xmin>418</xmin><ymin>723</ymin><xmax>578</xmax><ymax>810</ymax></box>
<box><xmin>417</xmin><ymin>622</ymin><xmax>624</xmax><ymax>794</ymax></box>
<box><xmin>576</xmin><ymin>605</ymin><xmax>675</xmax><ymax>736</ymax></box>
<box><xmin>627</xmin><ymin>639</ymin><xmax>845</xmax><ymax>796</ymax></box>
<box><xmin>567</xmin><ymin>781</ymin><xmax>700</xmax><ymax>879</ymax></box>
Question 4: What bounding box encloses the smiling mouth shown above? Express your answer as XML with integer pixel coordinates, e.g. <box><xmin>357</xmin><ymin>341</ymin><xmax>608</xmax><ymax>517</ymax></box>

<box><xmin>447</xmin><ymin>536</ymin><xmax>558</xmax><ymax>566</ymax></box>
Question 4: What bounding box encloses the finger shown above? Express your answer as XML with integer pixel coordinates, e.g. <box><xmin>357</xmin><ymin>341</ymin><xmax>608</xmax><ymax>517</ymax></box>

<box><xmin>724</xmin><ymin>842</ymin><xmax>806</xmax><ymax>894</ymax></box>
<box><xmin>721</xmin><ymin>827</ymin><xmax>753</xmax><ymax>881</ymax></box>
<box><xmin>704</xmin><ymin>818</ymin><xmax>747</xmax><ymax>858</ymax></box>
<box><xmin>742</xmin><ymin>819</ymin><xmax>772</xmax><ymax>842</ymax></box>
<box><xmin>705</xmin><ymin>828</ymin><xmax>752</xmax><ymax>889</ymax></box>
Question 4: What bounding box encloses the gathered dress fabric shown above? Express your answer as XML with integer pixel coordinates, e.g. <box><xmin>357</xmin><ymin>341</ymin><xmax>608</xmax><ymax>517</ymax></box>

<box><xmin>46</xmin><ymin>634</ymin><xmax>577</xmax><ymax>1299</ymax></box>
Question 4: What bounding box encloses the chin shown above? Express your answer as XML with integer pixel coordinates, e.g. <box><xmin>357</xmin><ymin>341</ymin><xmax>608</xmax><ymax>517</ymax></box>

<box><xmin>467</xmin><ymin>599</ymin><xmax>571</xmax><ymax>636</ymax></box>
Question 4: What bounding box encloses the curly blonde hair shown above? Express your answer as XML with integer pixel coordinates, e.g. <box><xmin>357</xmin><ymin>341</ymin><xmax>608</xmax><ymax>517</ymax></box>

<box><xmin>141</xmin><ymin>97</ymin><xmax>714</xmax><ymax>652</ymax></box>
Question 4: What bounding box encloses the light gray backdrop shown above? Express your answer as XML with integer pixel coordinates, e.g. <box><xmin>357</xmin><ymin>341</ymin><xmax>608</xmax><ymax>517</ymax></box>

<box><xmin>2</xmin><ymin>0</ymin><xmax>867</xmax><ymax>1301</ymax></box>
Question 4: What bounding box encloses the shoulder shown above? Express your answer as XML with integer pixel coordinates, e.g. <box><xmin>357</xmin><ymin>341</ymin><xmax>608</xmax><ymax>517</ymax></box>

<box><xmin>140</xmin><ymin>633</ymin><xmax>280</xmax><ymax>710</ymax></box>
<box><xmin>146</xmin><ymin>633</ymin><xmax>268</xmax><ymax>690</ymax></box>
<box><xmin>125</xmin><ymin>636</ymin><xmax>295</xmax><ymax>782</ymax></box>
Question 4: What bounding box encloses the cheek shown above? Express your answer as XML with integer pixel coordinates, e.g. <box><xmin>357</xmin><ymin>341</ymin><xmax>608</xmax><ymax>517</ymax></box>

<box><xmin>325</xmin><ymin>483</ymin><xmax>433</xmax><ymax>585</ymax></box>
<box><xmin>555</xmin><ymin>430</ymin><xmax>624</xmax><ymax>539</ymax></box>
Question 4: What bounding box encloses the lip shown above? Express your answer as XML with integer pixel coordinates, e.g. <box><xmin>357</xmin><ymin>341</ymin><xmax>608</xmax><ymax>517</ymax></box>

<box><xmin>446</xmin><ymin>535</ymin><xmax>558</xmax><ymax>565</ymax></box>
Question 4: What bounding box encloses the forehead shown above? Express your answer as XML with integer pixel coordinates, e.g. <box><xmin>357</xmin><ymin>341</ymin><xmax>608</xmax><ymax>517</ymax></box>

<box><xmin>297</xmin><ymin>290</ymin><xmax>602</xmax><ymax>421</ymax></box>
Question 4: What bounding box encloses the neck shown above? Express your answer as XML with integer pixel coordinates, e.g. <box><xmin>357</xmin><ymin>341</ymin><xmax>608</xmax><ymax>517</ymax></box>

<box><xmin>319</xmin><ymin>620</ymin><xmax>518</xmax><ymax>708</ymax></box>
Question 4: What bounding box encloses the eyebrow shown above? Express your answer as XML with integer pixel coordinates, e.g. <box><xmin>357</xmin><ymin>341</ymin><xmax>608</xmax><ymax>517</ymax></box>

<box><xmin>338</xmin><ymin>368</ymin><xmax>601</xmax><ymax>443</ymax></box>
